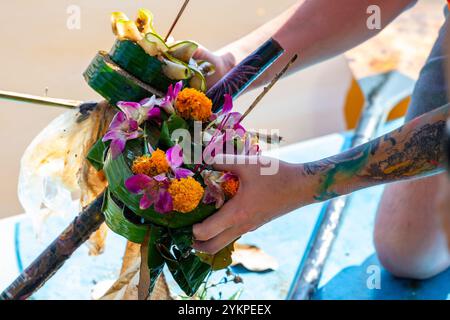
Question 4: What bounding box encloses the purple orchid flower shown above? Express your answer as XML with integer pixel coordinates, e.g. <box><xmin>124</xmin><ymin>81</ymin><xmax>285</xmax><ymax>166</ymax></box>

<box><xmin>244</xmin><ymin>133</ymin><xmax>261</xmax><ymax>156</ymax></box>
<box><xmin>202</xmin><ymin>127</ymin><xmax>249</xmax><ymax>164</ymax></box>
<box><xmin>202</xmin><ymin>132</ymin><xmax>225</xmax><ymax>164</ymax></box>
<box><xmin>118</xmin><ymin>98</ymin><xmax>161</xmax><ymax>124</ymax></box>
<box><xmin>157</xmin><ymin>81</ymin><xmax>183</xmax><ymax>114</ymax></box>
<box><xmin>103</xmin><ymin>98</ymin><xmax>163</xmax><ymax>159</ymax></box>
<box><xmin>166</xmin><ymin>144</ymin><xmax>194</xmax><ymax>179</ymax></box>
<box><xmin>210</xmin><ymin>94</ymin><xmax>245</xmax><ymax>132</ymax></box>
<box><xmin>201</xmin><ymin>170</ymin><xmax>225</xmax><ymax>208</ymax></box>
<box><xmin>125</xmin><ymin>174</ymin><xmax>173</xmax><ymax>213</ymax></box>
<box><xmin>203</xmin><ymin>94</ymin><xmax>249</xmax><ymax>163</ymax></box>
<box><xmin>201</xmin><ymin>170</ymin><xmax>238</xmax><ymax>208</ymax></box>
<box><xmin>103</xmin><ymin>112</ymin><xmax>142</xmax><ymax>159</ymax></box>
<box><xmin>140</xmin><ymin>96</ymin><xmax>162</xmax><ymax>120</ymax></box>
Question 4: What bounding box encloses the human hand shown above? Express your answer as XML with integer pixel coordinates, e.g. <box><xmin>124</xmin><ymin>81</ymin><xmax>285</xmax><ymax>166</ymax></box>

<box><xmin>193</xmin><ymin>46</ymin><xmax>236</xmax><ymax>88</ymax></box>
<box><xmin>192</xmin><ymin>155</ymin><xmax>313</xmax><ymax>254</ymax></box>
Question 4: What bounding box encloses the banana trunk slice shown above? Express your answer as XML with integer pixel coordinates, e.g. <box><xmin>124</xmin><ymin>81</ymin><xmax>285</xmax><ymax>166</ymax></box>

<box><xmin>83</xmin><ymin>51</ymin><xmax>163</xmax><ymax>105</ymax></box>
<box><xmin>110</xmin><ymin>40</ymin><xmax>176</xmax><ymax>92</ymax></box>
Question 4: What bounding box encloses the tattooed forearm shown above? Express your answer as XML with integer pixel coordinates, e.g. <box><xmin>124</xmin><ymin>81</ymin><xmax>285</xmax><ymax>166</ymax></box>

<box><xmin>303</xmin><ymin>104</ymin><xmax>449</xmax><ymax>202</ymax></box>
<box><xmin>364</xmin><ymin>121</ymin><xmax>445</xmax><ymax>180</ymax></box>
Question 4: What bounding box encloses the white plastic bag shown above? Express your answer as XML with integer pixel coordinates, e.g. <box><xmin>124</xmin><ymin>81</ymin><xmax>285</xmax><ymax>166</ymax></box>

<box><xmin>18</xmin><ymin>102</ymin><xmax>115</xmax><ymax>246</ymax></box>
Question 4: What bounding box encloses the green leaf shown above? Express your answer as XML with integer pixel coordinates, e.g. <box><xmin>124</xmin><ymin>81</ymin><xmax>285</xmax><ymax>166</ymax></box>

<box><xmin>159</xmin><ymin>120</ymin><xmax>173</xmax><ymax>148</ymax></box>
<box><xmin>103</xmin><ymin>190</ymin><xmax>148</xmax><ymax>243</ymax></box>
<box><xmin>228</xmin><ymin>289</ymin><xmax>243</xmax><ymax>300</ymax></box>
<box><xmin>170</xmin><ymin>227</ymin><xmax>194</xmax><ymax>254</ymax></box>
<box><xmin>167</xmin><ymin>113</ymin><xmax>189</xmax><ymax>132</ymax></box>
<box><xmin>196</xmin><ymin>242</ymin><xmax>235</xmax><ymax>271</ymax></box>
<box><xmin>86</xmin><ymin>138</ymin><xmax>108</xmax><ymax>171</ymax></box>
<box><xmin>158</xmin><ymin>244</ymin><xmax>211</xmax><ymax>296</ymax></box>
<box><xmin>158</xmin><ymin>114</ymin><xmax>188</xmax><ymax>148</ymax></box>
<box><xmin>103</xmin><ymin>149</ymin><xmax>217</xmax><ymax>228</ymax></box>
<box><xmin>144</xmin><ymin>121</ymin><xmax>161</xmax><ymax>149</ymax></box>
<box><xmin>146</xmin><ymin>224</ymin><xmax>167</xmax><ymax>294</ymax></box>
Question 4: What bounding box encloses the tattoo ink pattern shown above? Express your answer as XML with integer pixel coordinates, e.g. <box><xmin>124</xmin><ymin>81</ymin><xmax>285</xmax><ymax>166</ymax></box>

<box><xmin>303</xmin><ymin>106</ymin><xmax>447</xmax><ymax>202</ymax></box>
<box><xmin>364</xmin><ymin>121</ymin><xmax>445</xmax><ymax>180</ymax></box>
<box><xmin>304</xmin><ymin>146</ymin><xmax>371</xmax><ymax>201</ymax></box>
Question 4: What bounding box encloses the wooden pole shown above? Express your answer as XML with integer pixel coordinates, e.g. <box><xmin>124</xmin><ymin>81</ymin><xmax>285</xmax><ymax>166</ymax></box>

<box><xmin>0</xmin><ymin>193</ymin><xmax>105</xmax><ymax>300</ymax></box>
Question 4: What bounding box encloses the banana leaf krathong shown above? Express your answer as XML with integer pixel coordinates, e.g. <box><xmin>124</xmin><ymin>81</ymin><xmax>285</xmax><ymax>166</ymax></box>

<box><xmin>0</xmin><ymin>36</ymin><xmax>284</xmax><ymax>300</ymax></box>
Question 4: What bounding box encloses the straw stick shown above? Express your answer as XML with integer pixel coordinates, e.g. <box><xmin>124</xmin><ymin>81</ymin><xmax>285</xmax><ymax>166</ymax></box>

<box><xmin>0</xmin><ymin>90</ymin><xmax>81</xmax><ymax>109</ymax></box>
<box><xmin>164</xmin><ymin>0</ymin><xmax>190</xmax><ymax>42</ymax></box>
<box><xmin>239</xmin><ymin>54</ymin><xmax>298</xmax><ymax>123</ymax></box>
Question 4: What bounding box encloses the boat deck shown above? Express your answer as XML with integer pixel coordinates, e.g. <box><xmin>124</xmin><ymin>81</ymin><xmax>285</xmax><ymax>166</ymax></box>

<box><xmin>1</xmin><ymin>119</ymin><xmax>448</xmax><ymax>300</ymax></box>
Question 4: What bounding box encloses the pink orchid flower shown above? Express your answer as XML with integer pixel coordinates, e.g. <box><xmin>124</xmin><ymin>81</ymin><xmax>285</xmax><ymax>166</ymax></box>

<box><xmin>202</xmin><ymin>128</ymin><xmax>247</xmax><ymax>164</ymax></box>
<box><xmin>103</xmin><ymin>99</ymin><xmax>163</xmax><ymax>159</ymax></box>
<box><xmin>210</xmin><ymin>94</ymin><xmax>245</xmax><ymax>132</ymax></box>
<box><xmin>201</xmin><ymin>170</ymin><xmax>237</xmax><ymax>208</ymax></box>
<box><xmin>203</xmin><ymin>94</ymin><xmax>249</xmax><ymax>163</ymax></box>
<box><xmin>102</xmin><ymin>112</ymin><xmax>142</xmax><ymax>159</ymax></box>
<box><xmin>157</xmin><ymin>81</ymin><xmax>183</xmax><ymax>114</ymax></box>
<box><xmin>166</xmin><ymin>144</ymin><xmax>194</xmax><ymax>179</ymax></box>
<box><xmin>117</xmin><ymin>98</ymin><xmax>161</xmax><ymax>124</ymax></box>
<box><xmin>125</xmin><ymin>174</ymin><xmax>173</xmax><ymax>213</ymax></box>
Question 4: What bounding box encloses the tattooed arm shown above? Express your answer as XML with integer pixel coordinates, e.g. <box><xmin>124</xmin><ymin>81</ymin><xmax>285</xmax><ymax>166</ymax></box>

<box><xmin>303</xmin><ymin>103</ymin><xmax>448</xmax><ymax>202</ymax></box>
<box><xmin>194</xmin><ymin>0</ymin><xmax>416</xmax><ymax>88</ymax></box>
<box><xmin>193</xmin><ymin>104</ymin><xmax>449</xmax><ymax>254</ymax></box>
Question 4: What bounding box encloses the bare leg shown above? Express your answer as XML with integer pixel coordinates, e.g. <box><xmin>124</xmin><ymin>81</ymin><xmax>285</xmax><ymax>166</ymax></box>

<box><xmin>374</xmin><ymin>173</ymin><xmax>450</xmax><ymax>279</ymax></box>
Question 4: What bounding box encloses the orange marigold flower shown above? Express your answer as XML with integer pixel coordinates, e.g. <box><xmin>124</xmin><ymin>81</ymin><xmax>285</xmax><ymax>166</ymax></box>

<box><xmin>222</xmin><ymin>175</ymin><xmax>240</xmax><ymax>198</ymax></box>
<box><xmin>175</xmin><ymin>88</ymin><xmax>212</xmax><ymax>122</ymax></box>
<box><xmin>168</xmin><ymin>177</ymin><xmax>204</xmax><ymax>213</ymax></box>
<box><xmin>131</xmin><ymin>149</ymin><xmax>169</xmax><ymax>176</ymax></box>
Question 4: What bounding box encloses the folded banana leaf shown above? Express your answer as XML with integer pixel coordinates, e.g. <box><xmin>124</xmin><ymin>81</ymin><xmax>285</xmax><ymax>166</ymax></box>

<box><xmin>0</xmin><ymin>38</ymin><xmax>284</xmax><ymax>300</ymax></box>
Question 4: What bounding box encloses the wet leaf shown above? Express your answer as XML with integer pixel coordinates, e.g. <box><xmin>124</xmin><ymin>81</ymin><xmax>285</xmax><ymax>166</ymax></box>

<box><xmin>159</xmin><ymin>244</ymin><xmax>211</xmax><ymax>296</ymax></box>
<box><xmin>231</xmin><ymin>243</ymin><xmax>278</xmax><ymax>272</ymax></box>
<box><xmin>87</xmin><ymin>138</ymin><xmax>109</xmax><ymax>171</ymax></box>
<box><xmin>197</xmin><ymin>242</ymin><xmax>235</xmax><ymax>271</ymax></box>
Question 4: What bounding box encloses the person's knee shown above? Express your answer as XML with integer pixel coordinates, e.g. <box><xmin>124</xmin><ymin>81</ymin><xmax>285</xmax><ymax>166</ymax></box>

<box><xmin>374</xmin><ymin>176</ymin><xmax>450</xmax><ymax>280</ymax></box>
<box><xmin>374</xmin><ymin>228</ymin><xmax>446</xmax><ymax>280</ymax></box>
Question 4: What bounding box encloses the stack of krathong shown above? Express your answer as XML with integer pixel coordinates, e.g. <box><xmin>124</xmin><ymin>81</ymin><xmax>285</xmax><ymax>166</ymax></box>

<box><xmin>84</xmin><ymin>8</ymin><xmax>214</xmax><ymax>106</ymax></box>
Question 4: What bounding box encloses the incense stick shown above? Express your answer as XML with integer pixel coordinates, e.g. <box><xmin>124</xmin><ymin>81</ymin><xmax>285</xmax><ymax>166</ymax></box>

<box><xmin>0</xmin><ymin>90</ymin><xmax>81</xmax><ymax>109</ymax></box>
<box><xmin>239</xmin><ymin>54</ymin><xmax>298</xmax><ymax>123</ymax></box>
<box><xmin>164</xmin><ymin>0</ymin><xmax>190</xmax><ymax>42</ymax></box>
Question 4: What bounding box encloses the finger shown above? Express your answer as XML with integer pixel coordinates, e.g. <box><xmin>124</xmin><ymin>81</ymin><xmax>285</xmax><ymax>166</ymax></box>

<box><xmin>193</xmin><ymin>227</ymin><xmax>241</xmax><ymax>255</ymax></box>
<box><xmin>211</xmin><ymin>154</ymin><xmax>248</xmax><ymax>173</ymax></box>
<box><xmin>192</xmin><ymin>44</ymin><xmax>210</xmax><ymax>60</ymax></box>
<box><xmin>193</xmin><ymin>196</ymin><xmax>241</xmax><ymax>241</ymax></box>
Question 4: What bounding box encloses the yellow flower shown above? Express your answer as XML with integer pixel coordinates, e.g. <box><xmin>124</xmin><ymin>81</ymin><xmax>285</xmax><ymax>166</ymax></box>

<box><xmin>168</xmin><ymin>177</ymin><xmax>204</xmax><ymax>213</ymax></box>
<box><xmin>131</xmin><ymin>149</ymin><xmax>169</xmax><ymax>176</ymax></box>
<box><xmin>222</xmin><ymin>175</ymin><xmax>240</xmax><ymax>198</ymax></box>
<box><xmin>175</xmin><ymin>88</ymin><xmax>212</xmax><ymax>122</ymax></box>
